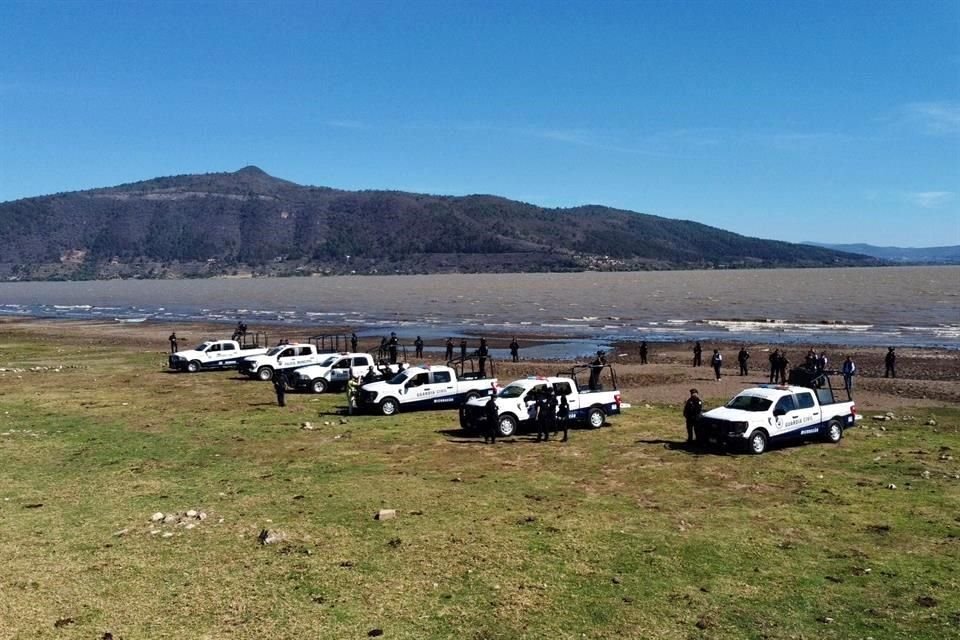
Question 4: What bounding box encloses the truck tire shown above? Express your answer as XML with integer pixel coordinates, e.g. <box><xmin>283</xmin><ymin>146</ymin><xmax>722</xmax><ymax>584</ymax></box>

<box><xmin>748</xmin><ymin>430</ymin><xmax>768</xmax><ymax>455</ymax></box>
<box><xmin>497</xmin><ymin>414</ymin><xmax>518</xmax><ymax>438</ymax></box>
<box><xmin>311</xmin><ymin>379</ymin><xmax>328</xmax><ymax>394</ymax></box>
<box><xmin>464</xmin><ymin>391</ymin><xmax>480</xmax><ymax>403</ymax></box>
<box><xmin>257</xmin><ymin>366</ymin><xmax>274</xmax><ymax>382</ymax></box>
<box><xmin>380</xmin><ymin>398</ymin><xmax>399</xmax><ymax>416</ymax></box>
<box><xmin>587</xmin><ymin>407</ymin><xmax>605</xmax><ymax>429</ymax></box>
<box><xmin>825</xmin><ymin>419</ymin><xmax>843</xmax><ymax>443</ymax></box>
<box><xmin>187</xmin><ymin>360</ymin><xmax>200</xmax><ymax>373</ymax></box>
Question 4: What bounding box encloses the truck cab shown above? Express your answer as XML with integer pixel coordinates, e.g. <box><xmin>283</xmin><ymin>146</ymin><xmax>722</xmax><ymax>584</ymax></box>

<box><xmin>357</xmin><ymin>365</ymin><xmax>498</xmax><ymax>416</ymax></box>
<box><xmin>168</xmin><ymin>339</ymin><xmax>268</xmax><ymax>373</ymax></box>
<box><xmin>239</xmin><ymin>343</ymin><xmax>330</xmax><ymax>381</ymax></box>
<box><xmin>289</xmin><ymin>353</ymin><xmax>404</xmax><ymax>393</ymax></box>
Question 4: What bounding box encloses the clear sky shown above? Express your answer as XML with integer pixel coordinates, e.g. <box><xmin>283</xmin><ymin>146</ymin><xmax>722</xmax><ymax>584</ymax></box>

<box><xmin>1</xmin><ymin>0</ymin><xmax>958</xmax><ymax>247</ymax></box>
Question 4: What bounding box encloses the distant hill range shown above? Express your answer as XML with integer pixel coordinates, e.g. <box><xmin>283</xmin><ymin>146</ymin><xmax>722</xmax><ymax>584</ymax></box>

<box><xmin>804</xmin><ymin>242</ymin><xmax>960</xmax><ymax>265</ymax></box>
<box><xmin>0</xmin><ymin>166</ymin><xmax>882</xmax><ymax>280</ymax></box>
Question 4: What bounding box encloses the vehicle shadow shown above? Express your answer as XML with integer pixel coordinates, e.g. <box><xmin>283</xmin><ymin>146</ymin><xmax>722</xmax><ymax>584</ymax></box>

<box><xmin>436</xmin><ymin>427</ymin><xmax>540</xmax><ymax>444</ymax></box>
<box><xmin>634</xmin><ymin>438</ymin><xmax>742</xmax><ymax>456</ymax></box>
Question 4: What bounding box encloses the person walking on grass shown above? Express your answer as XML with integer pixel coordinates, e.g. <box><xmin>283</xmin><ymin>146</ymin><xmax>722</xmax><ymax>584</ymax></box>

<box><xmin>842</xmin><ymin>356</ymin><xmax>856</xmax><ymax>398</ymax></box>
<box><xmin>683</xmin><ymin>388</ymin><xmax>702</xmax><ymax>443</ymax></box>
<box><xmin>737</xmin><ymin>347</ymin><xmax>750</xmax><ymax>376</ymax></box>
<box><xmin>272</xmin><ymin>371</ymin><xmax>286</xmax><ymax>408</ymax></box>
<box><xmin>711</xmin><ymin>349</ymin><xmax>723</xmax><ymax>381</ymax></box>
<box><xmin>483</xmin><ymin>394</ymin><xmax>499</xmax><ymax>445</ymax></box>
<box><xmin>557</xmin><ymin>393</ymin><xmax>570</xmax><ymax>442</ymax></box>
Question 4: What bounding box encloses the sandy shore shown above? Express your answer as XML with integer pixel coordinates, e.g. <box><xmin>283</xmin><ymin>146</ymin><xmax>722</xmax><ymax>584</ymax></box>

<box><xmin>1</xmin><ymin>317</ymin><xmax>957</xmax><ymax>410</ymax></box>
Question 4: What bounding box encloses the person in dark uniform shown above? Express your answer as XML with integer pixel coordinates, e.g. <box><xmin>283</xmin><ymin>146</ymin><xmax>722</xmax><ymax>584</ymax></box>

<box><xmin>777</xmin><ymin>352</ymin><xmax>790</xmax><ymax>385</ymax></box>
<box><xmin>509</xmin><ymin>338</ymin><xmax>520</xmax><ymax>363</ymax></box>
<box><xmin>477</xmin><ymin>338</ymin><xmax>489</xmax><ymax>378</ymax></box>
<box><xmin>350</xmin><ymin>333</ymin><xmax>358</xmax><ymax>353</ymax></box>
<box><xmin>544</xmin><ymin>389</ymin><xmax>558</xmax><ymax>440</ymax></box>
<box><xmin>445</xmin><ymin>338</ymin><xmax>454</xmax><ymax>361</ymax></box>
<box><xmin>639</xmin><ymin>341</ymin><xmax>648</xmax><ymax>365</ymax></box>
<box><xmin>588</xmin><ymin>350</ymin><xmax>606</xmax><ymax>391</ymax></box>
<box><xmin>557</xmin><ymin>393</ymin><xmax>570</xmax><ymax>442</ymax></box>
<box><xmin>414</xmin><ymin>336</ymin><xmax>424</xmax><ymax>359</ymax></box>
<box><xmin>711</xmin><ymin>349</ymin><xmax>723</xmax><ymax>381</ymax></box>
<box><xmin>169</xmin><ymin>332</ymin><xmax>178</xmax><ymax>353</ymax></box>
<box><xmin>769</xmin><ymin>349</ymin><xmax>780</xmax><ymax>383</ymax></box>
<box><xmin>483</xmin><ymin>395</ymin><xmax>499</xmax><ymax>445</ymax></box>
<box><xmin>683</xmin><ymin>388</ymin><xmax>702</xmax><ymax>443</ymax></box>
<box><xmin>535</xmin><ymin>390</ymin><xmax>551</xmax><ymax>442</ymax></box>
<box><xmin>459</xmin><ymin>338</ymin><xmax>468</xmax><ymax>360</ymax></box>
<box><xmin>232</xmin><ymin>322</ymin><xmax>243</xmax><ymax>341</ymax></box>
<box><xmin>693</xmin><ymin>341</ymin><xmax>703</xmax><ymax>367</ymax></box>
<box><xmin>388</xmin><ymin>332</ymin><xmax>399</xmax><ymax>364</ymax></box>
<box><xmin>884</xmin><ymin>347</ymin><xmax>896</xmax><ymax>378</ymax></box>
<box><xmin>379</xmin><ymin>336</ymin><xmax>388</xmax><ymax>361</ymax></box>
<box><xmin>842</xmin><ymin>355</ymin><xmax>856</xmax><ymax>398</ymax></box>
<box><xmin>737</xmin><ymin>347</ymin><xmax>750</xmax><ymax>376</ymax></box>
<box><xmin>272</xmin><ymin>371</ymin><xmax>286</xmax><ymax>407</ymax></box>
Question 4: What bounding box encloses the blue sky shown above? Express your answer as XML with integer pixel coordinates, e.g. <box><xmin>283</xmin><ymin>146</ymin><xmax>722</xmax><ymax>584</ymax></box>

<box><xmin>1</xmin><ymin>0</ymin><xmax>958</xmax><ymax>247</ymax></box>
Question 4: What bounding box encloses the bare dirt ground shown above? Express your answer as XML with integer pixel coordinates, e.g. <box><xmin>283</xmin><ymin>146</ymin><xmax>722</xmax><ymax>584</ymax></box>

<box><xmin>2</xmin><ymin>317</ymin><xmax>957</xmax><ymax>411</ymax></box>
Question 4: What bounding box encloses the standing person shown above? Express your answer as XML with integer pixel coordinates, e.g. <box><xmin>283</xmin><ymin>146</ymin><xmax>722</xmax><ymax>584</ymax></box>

<box><xmin>842</xmin><ymin>356</ymin><xmax>856</xmax><ymax>398</ymax></box>
<box><xmin>535</xmin><ymin>390</ymin><xmax>551</xmax><ymax>442</ymax></box>
<box><xmin>777</xmin><ymin>351</ymin><xmax>790</xmax><ymax>385</ymax></box>
<box><xmin>884</xmin><ymin>347</ymin><xmax>896</xmax><ymax>378</ymax></box>
<box><xmin>545</xmin><ymin>389</ymin><xmax>558</xmax><ymax>439</ymax></box>
<box><xmin>232</xmin><ymin>322</ymin><xmax>243</xmax><ymax>341</ymax></box>
<box><xmin>477</xmin><ymin>338</ymin><xmax>489</xmax><ymax>378</ymax></box>
<box><xmin>459</xmin><ymin>338</ymin><xmax>468</xmax><ymax>361</ymax></box>
<box><xmin>414</xmin><ymin>336</ymin><xmax>424</xmax><ymax>359</ymax></box>
<box><xmin>818</xmin><ymin>351</ymin><xmax>829</xmax><ymax>372</ymax></box>
<box><xmin>379</xmin><ymin>336</ymin><xmax>388</xmax><ymax>361</ymax></box>
<box><xmin>168</xmin><ymin>332</ymin><xmax>178</xmax><ymax>354</ymax></box>
<box><xmin>350</xmin><ymin>332</ymin><xmax>358</xmax><ymax>353</ymax></box>
<box><xmin>557</xmin><ymin>393</ymin><xmax>570</xmax><ymax>442</ymax></box>
<box><xmin>483</xmin><ymin>394</ymin><xmax>499</xmax><ymax>445</ymax></box>
<box><xmin>683</xmin><ymin>389</ymin><xmax>702</xmax><ymax>444</ymax></box>
<box><xmin>272</xmin><ymin>371</ymin><xmax>286</xmax><ymax>408</ymax></box>
<box><xmin>737</xmin><ymin>347</ymin><xmax>750</xmax><ymax>376</ymax></box>
<box><xmin>769</xmin><ymin>349</ymin><xmax>780</xmax><ymax>383</ymax></box>
<box><xmin>346</xmin><ymin>374</ymin><xmax>360</xmax><ymax>416</ymax></box>
<box><xmin>588</xmin><ymin>350</ymin><xmax>606</xmax><ymax>391</ymax></box>
<box><xmin>805</xmin><ymin>349</ymin><xmax>818</xmax><ymax>369</ymax></box>
<box><xmin>509</xmin><ymin>337</ymin><xmax>520</xmax><ymax>363</ymax></box>
<box><xmin>388</xmin><ymin>332</ymin><xmax>399</xmax><ymax>365</ymax></box>
<box><xmin>693</xmin><ymin>341</ymin><xmax>703</xmax><ymax>367</ymax></box>
<box><xmin>711</xmin><ymin>349</ymin><xmax>723</xmax><ymax>381</ymax></box>
<box><xmin>639</xmin><ymin>341</ymin><xmax>649</xmax><ymax>365</ymax></box>
<box><xmin>445</xmin><ymin>338</ymin><xmax>454</xmax><ymax>361</ymax></box>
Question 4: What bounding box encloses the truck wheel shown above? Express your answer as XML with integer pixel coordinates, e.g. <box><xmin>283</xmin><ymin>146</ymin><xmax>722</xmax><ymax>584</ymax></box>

<box><xmin>748</xmin><ymin>430</ymin><xmax>768</xmax><ymax>455</ymax></box>
<box><xmin>497</xmin><ymin>414</ymin><xmax>518</xmax><ymax>438</ymax></box>
<box><xmin>380</xmin><ymin>398</ymin><xmax>399</xmax><ymax>416</ymax></box>
<box><xmin>464</xmin><ymin>391</ymin><xmax>480</xmax><ymax>403</ymax></box>
<box><xmin>587</xmin><ymin>407</ymin><xmax>605</xmax><ymax>429</ymax></box>
<box><xmin>825</xmin><ymin>420</ymin><xmax>843</xmax><ymax>443</ymax></box>
<box><xmin>257</xmin><ymin>366</ymin><xmax>274</xmax><ymax>382</ymax></box>
<box><xmin>311</xmin><ymin>379</ymin><xmax>328</xmax><ymax>394</ymax></box>
<box><xmin>187</xmin><ymin>360</ymin><xmax>200</xmax><ymax>373</ymax></box>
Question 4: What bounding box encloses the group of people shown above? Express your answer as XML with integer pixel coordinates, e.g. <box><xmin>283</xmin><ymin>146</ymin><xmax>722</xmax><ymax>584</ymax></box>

<box><xmin>231</xmin><ymin>321</ymin><xmax>248</xmax><ymax>342</ymax></box>
<box><xmin>480</xmin><ymin>387</ymin><xmax>570</xmax><ymax>445</ymax></box>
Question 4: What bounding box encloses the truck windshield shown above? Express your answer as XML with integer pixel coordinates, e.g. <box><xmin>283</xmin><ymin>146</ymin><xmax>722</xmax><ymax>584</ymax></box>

<box><xmin>388</xmin><ymin>371</ymin><xmax>411</xmax><ymax>385</ymax></box>
<box><xmin>318</xmin><ymin>356</ymin><xmax>339</xmax><ymax>367</ymax></box>
<box><xmin>726</xmin><ymin>395</ymin><xmax>773</xmax><ymax>412</ymax></box>
<box><xmin>193</xmin><ymin>342</ymin><xmax>211</xmax><ymax>351</ymax></box>
<box><xmin>498</xmin><ymin>384</ymin><xmax>527</xmax><ymax>399</ymax></box>
<box><xmin>265</xmin><ymin>347</ymin><xmax>285</xmax><ymax>356</ymax></box>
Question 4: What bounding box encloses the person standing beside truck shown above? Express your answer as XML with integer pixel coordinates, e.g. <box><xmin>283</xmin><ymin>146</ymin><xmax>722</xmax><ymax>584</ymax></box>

<box><xmin>459</xmin><ymin>338</ymin><xmax>468</xmax><ymax>361</ymax></box>
<box><xmin>272</xmin><ymin>371</ymin><xmax>286</xmax><ymax>408</ymax></box>
<box><xmin>445</xmin><ymin>338</ymin><xmax>455</xmax><ymax>361</ymax></box>
<box><xmin>350</xmin><ymin>333</ymin><xmax>359</xmax><ymax>353</ymax></box>
<box><xmin>842</xmin><ymin>356</ymin><xmax>856</xmax><ymax>397</ymax></box>
<box><xmin>169</xmin><ymin>332</ymin><xmax>178</xmax><ymax>354</ymax></box>
<box><xmin>346</xmin><ymin>375</ymin><xmax>360</xmax><ymax>416</ymax></box>
<box><xmin>683</xmin><ymin>388</ymin><xmax>702</xmax><ymax>443</ymax></box>
<box><xmin>483</xmin><ymin>394</ymin><xmax>499</xmax><ymax>445</ymax></box>
<box><xmin>557</xmin><ymin>393</ymin><xmax>570</xmax><ymax>442</ymax></box>
<box><xmin>388</xmin><ymin>332</ymin><xmax>399</xmax><ymax>365</ymax></box>
<box><xmin>414</xmin><ymin>336</ymin><xmax>424</xmax><ymax>358</ymax></box>
<box><xmin>737</xmin><ymin>347</ymin><xmax>750</xmax><ymax>376</ymax></box>
<box><xmin>477</xmin><ymin>338</ymin><xmax>489</xmax><ymax>378</ymax></box>
<box><xmin>769</xmin><ymin>349</ymin><xmax>780</xmax><ymax>383</ymax></box>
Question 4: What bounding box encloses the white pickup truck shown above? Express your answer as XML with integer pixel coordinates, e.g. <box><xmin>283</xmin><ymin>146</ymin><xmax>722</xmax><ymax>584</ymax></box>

<box><xmin>696</xmin><ymin>383</ymin><xmax>858</xmax><ymax>454</ymax></box>
<box><xmin>462</xmin><ymin>375</ymin><xmax>623</xmax><ymax>437</ymax></box>
<box><xmin>239</xmin><ymin>343</ymin><xmax>333</xmax><ymax>381</ymax></box>
<box><xmin>356</xmin><ymin>365</ymin><xmax>498</xmax><ymax>416</ymax></box>
<box><xmin>168</xmin><ymin>340</ymin><xmax>268</xmax><ymax>373</ymax></box>
<box><xmin>289</xmin><ymin>353</ymin><xmax>405</xmax><ymax>393</ymax></box>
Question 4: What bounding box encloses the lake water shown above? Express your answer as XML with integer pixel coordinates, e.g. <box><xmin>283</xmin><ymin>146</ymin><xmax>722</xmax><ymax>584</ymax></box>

<box><xmin>1</xmin><ymin>267</ymin><xmax>958</xmax><ymax>351</ymax></box>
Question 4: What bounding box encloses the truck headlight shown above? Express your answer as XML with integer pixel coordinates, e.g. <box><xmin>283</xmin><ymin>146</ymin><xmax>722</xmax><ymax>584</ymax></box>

<box><xmin>728</xmin><ymin>422</ymin><xmax>749</xmax><ymax>435</ymax></box>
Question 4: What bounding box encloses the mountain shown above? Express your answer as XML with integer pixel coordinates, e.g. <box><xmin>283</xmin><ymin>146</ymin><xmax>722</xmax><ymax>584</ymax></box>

<box><xmin>803</xmin><ymin>242</ymin><xmax>960</xmax><ymax>264</ymax></box>
<box><xmin>0</xmin><ymin>167</ymin><xmax>880</xmax><ymax>280</ymax></box>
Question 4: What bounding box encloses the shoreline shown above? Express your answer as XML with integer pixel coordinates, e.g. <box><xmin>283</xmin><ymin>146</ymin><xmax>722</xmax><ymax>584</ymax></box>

<box><xmin>2</xmin><ymin>316</ymin><xmax>958</xmax><ymax>409</ymax></box>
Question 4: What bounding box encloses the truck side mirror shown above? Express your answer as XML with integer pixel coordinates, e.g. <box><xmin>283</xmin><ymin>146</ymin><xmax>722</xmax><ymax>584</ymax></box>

<box><xmin>773</xmin><ymin>408</ymin><xmax>785</xmax><ymax>417</ymax></box>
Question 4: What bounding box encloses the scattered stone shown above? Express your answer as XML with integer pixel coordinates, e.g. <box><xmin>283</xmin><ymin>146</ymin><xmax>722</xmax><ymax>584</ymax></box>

<box><xmin>184</xmin><ymin>523</ymin><xmax>196</xmax><ymax>530</ymax></box>
<box><xmin>258</xmin><ymin>529</ymin><xmax>286</xmax><ymax>545</ymax></box>
<box><xmin>375</xmin><ymin>509</ymin><xmax>397</xmax><ymax>521</ymax></box>
<box><xmin>323</xmin><ymin>421</ymin><xmax>331</xmax><ymax>426</ymax></box>
<box><xmin>24</xmin><ymin>503</ymin><xmax>44</xmax><ymax>509</ymax></box>
<box><xmin>368</xmin><ymin>630</ymin><xmax>383</xmax><ymax>638</ymax></box>
<box><xmin>186</xmin><ymin>509</ymin><xmax>198</xmax><ymax>518</ymax></box>
<box><xmin>611</xmin><ymin>576</ymin><xmax>622</xmax><ymax>585</ymax></box>
<box><xmin>916</xmin><ymin>596</ymin><xmax>938</xmax><ymax>608</ymax></box>
<box><xmin>921</xmin><ymin>470</ymin><xmax>931</xmax><ymax>479</ymax></box>
<box><xmin>53</xmin><ymin>617</ymin><xmax>75</xmax><ymax>628</ymax></box>
<box><xmin>311</xmin><ymin>595</ymin><xmax>325</xmax><ymax>604</ymax></box>
<box><xmin>292</xmin><ymin>494</ymin><xmax>305</xmax><ymax>500</ymax></box>
<box><xmin>149</xmin><ymin>529</ymin><xmax>161</xmax><ymax>535</ymax></box>
<box><xmin>112</xmin><ymin>528</ymin><xmax>129</xmax><ymax>537</ymax></box>
<box><xmin>150</xmin><ymin>512</ymin><xmax>164</xmax><ymax>522</ymax></box>
<box><xmin>817</xmin><ymin>616</ymin><xmax>835</xmax><ymax>624</ymax></box>
<box><xmin>871</xmin><ymin>415</ymin><xmax>887</xmax><ymax>421</ymax></box>
<box><xmin>198</xmin><ymin>512</ymin><xmax>208</xmax><ymax>521</ymax></box>
<box><xmin>451</xmin><ymin>477</ymin><xmax>462</xmax><ymax>483</ymax></box>
<box><xmin>927</xmin><ymin>419</ymin><xmax>937</xmax><ymax>426</ymax></box>
<box><xmin>387</xmin><ymin>537</ymin><xmax>402</xmax><ymax>548</ymax></box>
<box><xmin>161</xmin><ymin>532</ymin><xmax>174</xmax><ymax>539</ymax></box>
<box><xmin>301</xmin><ymin>422</ymin><xmax>315</xmax><ymax>431</ymax></box>
<box><xmin>696</xmin><ymin>616</ymin><xmax>712</xmax><ymax>630</ymax></box>
<box><xmin>163</xmin><ymin>514</ymin><xmax>178</xmax><ymax>524</ymax></box>
<box><xmin>339</xmin><ymin>418</ymin><xmax>348</xmax><ymax>425</ymax></box>
<box><xmin>887</xmin><ymin>484</ymin><xmax>897</xmax><ymax>490</ymax></box>
<box><xmin>101</xmin><ymin>633</ymin><xmax>114</xmax><ymax>640</ymax></box>
<box><xmin>880</xmin><ymin>426</ymin><xmax>887</xmax><ymax>431</ymax></box>
<box><xmin>339</xmin><ymin>561</ymin><xmax>354</xmax><ymax>568</ymax></box>
<box><xmin>825</xmin><ymin>575</ymin><xmax>843</xmax><ymax>583</ymax></box>
<box><xmin>622</xmin><ymin>596</ymin><xmax>634</xmax><ymax>603</ymax></box>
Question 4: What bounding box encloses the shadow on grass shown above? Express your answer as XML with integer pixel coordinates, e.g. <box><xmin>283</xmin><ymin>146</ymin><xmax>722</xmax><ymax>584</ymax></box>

<box><xmin>635</xmin><ymin>438</ymin><xmax>742</xmax><ymax>456</ymax></box>
<box><xmin>436</xmin><ymin>427</ymin><xmax>541</xmax><ymax>445</ymax></box>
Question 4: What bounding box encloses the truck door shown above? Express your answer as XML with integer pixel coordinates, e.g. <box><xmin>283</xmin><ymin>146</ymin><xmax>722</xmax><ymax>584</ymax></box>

<box><xmin>205</xmin><ymin>343</ymin><xmax>221</xmax><ymax>362</ymax></box>
<box><xmin>350</xmin><ymin>356</ymin><xmax>372</xmax><ymax>379</ymax></box>
<box><xmin>552</xmin><ymin>381</ymin><xmax>580</xmax><ymax>418</ymax></box>
<box><xmin>771</xmin><ymin>395</ymin><xmax>799</xmax><ymax>437</ymax></box>
<box><xmin>430</xmin><ymin>370</ymin><xmax>455</xmax><ymax>398</ymax></box>
<box><xmin>220</xmin><ymin>342</ymin><xmax>238</xmax><ymax>365</ymax></box>
<box><xmin>523</xmin><ymin>384</ymin><xmax>549</xmax><ymax>423</ymax></box>
<box><xmin>403</xmin><ymin>372</ymin><xmax>432</xmax><ymax>403</ymax></box>
<box><xmin>792</xmin><ymin>391</ymin><xmax>822</xmax><ymax>435</ymax></box>
<box><xmin>329</xmin><ymin>358</ymin><xmax>351</xmax><ymax>383</ymax></box>
<box><xmin>277</xmin><ymin>347</ymin><xmax>296</xmax><ymax>369</ymax></box>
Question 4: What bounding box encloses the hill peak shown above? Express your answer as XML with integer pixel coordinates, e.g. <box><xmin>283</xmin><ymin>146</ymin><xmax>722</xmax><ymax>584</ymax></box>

<box><xmin>235</xmin><ymin>165</ymin><xmax>269</xmax><ymax>177</ymax></box>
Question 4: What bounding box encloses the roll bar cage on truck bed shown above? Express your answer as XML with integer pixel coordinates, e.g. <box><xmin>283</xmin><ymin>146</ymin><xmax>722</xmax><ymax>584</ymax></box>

<box><xmin>446</xmin><ymin>354</ymin><xmax>497</xmax><ymax>380</ymax></box>
<box><xmin>561</xmin><ymin>363</ymin><xmax>619</xmax><ymax>392</ymax></box>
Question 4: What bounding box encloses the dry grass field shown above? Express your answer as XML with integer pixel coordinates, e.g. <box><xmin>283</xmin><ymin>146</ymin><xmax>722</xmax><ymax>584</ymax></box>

<box><xmin>0</xmin><ymin>322</ymin><xmax>957</xmax><ymax>639</ymax></box>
